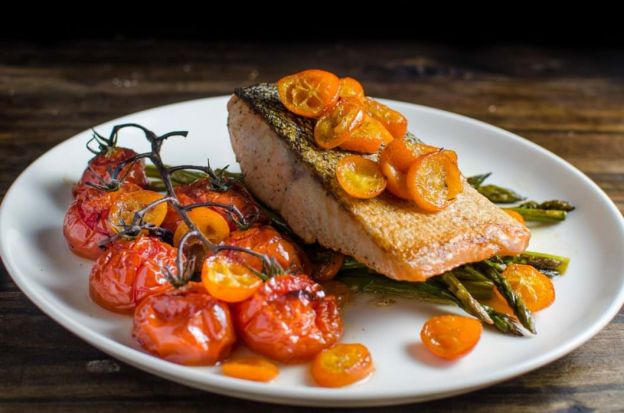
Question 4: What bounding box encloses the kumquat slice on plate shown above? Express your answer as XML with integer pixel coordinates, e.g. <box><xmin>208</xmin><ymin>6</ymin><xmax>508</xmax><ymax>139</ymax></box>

<box><xmin>406</xmin><ymin>151</ymin><xmax>463</xmax><ymax>212</ymax></box>
<box><xmin>107</xmin><ymin>189</ymin><xmax>168</xmax><ymax>233</ymax></box>
<box><xmin>277</xmin><ymin>69</ymin><xmax>340</xmax><ymax>118</ymax></box>
<box><xmin>314</xmin><ymin>98</ymin><xmax>365</xmax><ymax>149</ymax></box>
<box><xmin>173</xmin><ymin>206</ymin><xmax>231</xmax><ymax>246</ymax></box>
<box><xmin>311</xmin><ymin>343</ymin><xmax>374</xmax><ymax>387</ymax></box>
<box><xmin>336</xmin><ymin>155</ymin><xmax>387</xmax><ymax>199</ymax></box>
<box><xmin>201</xmin><ymin>255</ymin><xmax>262</xmax><ymax>303</ymax></box>
<box><xmin>420</xmin><ymin>315</ymin><xmax>483</xmax><ymax>361</ymax></box>
<box><xmin>222</xmin><ymin>356</ymin><xmax>280</xmax><ymax>382</ymax></box>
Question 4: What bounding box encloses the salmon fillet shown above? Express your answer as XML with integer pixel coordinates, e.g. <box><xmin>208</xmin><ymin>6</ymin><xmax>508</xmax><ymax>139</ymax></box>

<box><xmin>227</xmin><ymin>84</ymin><xmax>530</xmax><ymax>281</ymax></box>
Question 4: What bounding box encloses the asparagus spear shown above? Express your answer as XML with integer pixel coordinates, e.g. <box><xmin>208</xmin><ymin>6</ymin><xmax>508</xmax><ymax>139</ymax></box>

<box><xmin>504</xmin><ymin>207</ymin><xmax>567</xmax><ymax>222</ymax></box>
<box><xmin>336</xmin><ymin>271</ymin><xmax>525</xmax><ymax>336</ymax></box>
<box><xmin>484</xmin><ymin>306</ymin><xmax>525</xmax><ymax>336</ymax></box>
<box><xmin>477</xmin><ymin>262</ymin><xmax>536</xmax><ymax>334</ymax></box>
<box><xmin>337</xmin><ymin>271</ymin><xmax>456</xmax><ymax>305</ymax></box>
<box><xmin>477</xmin><ymin>185</ymin><xmax>526</xmax><ymax>203</ymax></box>
<box><xmin>466</xmin><ymin>173</ymin><xmax>525</xmax><ymax>203</ymax></box>
<box><xmin>467</xmin><ymin>173</ymin><xmax>491</xmax><ymax>189</ymax></box>
<box><xmin>461</xmin><ymin>280</ymin><xmax>494</xmax><ymax>300</ymax></box>
<box><xmin>441</xmin><ymin>273</ymin><xmax>493</xmax><ymax>324</ymax></box>
<box><xmin>518</xmin><ymin>200</ymin><xmax>575</xmax><ymax>212</ymax></box>
<box><xmin>503</xmin><ymin>251</ymin><xmax>570</xmax><ymax>275</ymax></box>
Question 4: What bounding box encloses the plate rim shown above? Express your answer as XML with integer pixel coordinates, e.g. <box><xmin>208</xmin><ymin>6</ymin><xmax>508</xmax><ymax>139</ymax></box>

<box><xmin>2</xmin><ymin>95</ymin><xmax>624</xmax><ymax>407</ymax></box>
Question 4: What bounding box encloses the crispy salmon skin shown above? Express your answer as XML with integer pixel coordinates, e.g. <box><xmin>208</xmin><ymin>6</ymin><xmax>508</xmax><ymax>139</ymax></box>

<box><xmin>227</xmin><ymin>84</ymin><xmax>530</xmax><ymax>281</ymax></box>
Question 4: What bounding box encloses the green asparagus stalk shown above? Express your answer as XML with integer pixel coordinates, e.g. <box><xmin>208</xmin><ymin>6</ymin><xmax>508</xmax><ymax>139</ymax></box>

<box><xmin>518</xmin><ymin>200</ymin><xmax>575</xmax><ymax>212</ymax></box>
<box><xmin>336</xmin><ymin>270</ymin><xmax>525</xmax><ymax>336</ymax></box>
<box><xmin>478</xmin><ymin>262</ymin><xmax>536</xmax><ymax>334</ymax></box>
<box><xmin>503</xmin><ymin>251</ymin><xmax>570</xmax><ymax>275</ymax></box>
<box><xmin>483</xmin><ymin>306</ymin><xmax>525</xmax><ymax>336</ymax></box>
<box><xmin>461</xmin><ymin>280</ymin><xmax>494</xmax><ymax>300</ymax></box>
<box><xmin>504</xmin><ymin>207</ymin><xmax>567</xmax><ymax>222</ymax></box>
<box><xmin>337</xmin><ymin>271</ymin><xmax>456</xmax><ymax>305</ymax></box>
<box><xmin>466</xmin><ymin>173</ymin><xmax>491</xmax><ymax>189</ymax></box>
<box><xmin>467</xmin><ymin>173</ymin><xmax>525</xmax><ymax>203</ymax></box>
<box><xmin>441</xmin><ymin>273</ymin><xmax>493</xmax><ymax>324</ymax></box>
<box><xmin>477</xmin><ymin>185</ymin><xmax>526</xmax><ymax>203</ymax></box>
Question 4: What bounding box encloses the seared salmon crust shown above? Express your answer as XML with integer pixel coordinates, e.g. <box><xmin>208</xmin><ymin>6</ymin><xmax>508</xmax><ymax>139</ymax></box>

<box><xmin>228</xmin><ymin>84</ymin><xmax>530</xmax><ymax>281</ymax></box>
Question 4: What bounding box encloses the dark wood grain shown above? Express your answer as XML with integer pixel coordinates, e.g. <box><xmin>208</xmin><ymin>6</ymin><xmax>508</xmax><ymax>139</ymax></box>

<box><xmin>1</xmin><ymin>41</ymin><xmax>623</xmax><ymax>412</ymax></box>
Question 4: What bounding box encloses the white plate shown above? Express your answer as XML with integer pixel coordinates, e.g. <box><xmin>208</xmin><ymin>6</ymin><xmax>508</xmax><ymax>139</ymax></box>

<box><xmin>2</xmin><ymin>96</ymin><xmax>624</xmax><ymax>407</ymax></box>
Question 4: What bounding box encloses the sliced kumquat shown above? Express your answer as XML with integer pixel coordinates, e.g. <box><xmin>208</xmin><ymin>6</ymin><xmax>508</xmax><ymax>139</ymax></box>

<box><xmin>277</xmin><ymin>69</ymin><xmax>340</xmax><ymax>118</ymax></box>
<box><xmin>406</xmin><ymin>151</ymin><xmax>462</xmax><ymax>212</ymax></box>
<box><xmin>173</xmin><ymin>207</ymin><xmax>230</xmax><ymax>246</ymax></box>
<box><xmin>362</xmin><ymin>97</ymin><xmax>408</xmax><ymax>139</ymax></box>
<box><xmin>420</xmin><ymin>315</ymin><xmax>482</xmax><ymax>360</ymax></box>
<box><xmin>497</xmin><ymin>264</ymin><xmax>555</xmax><ymax>313</ymax></box>
<box><xmin>503</xmin><ymin>209</ymin><xmax>526</xmax><ymax>225</ymax></box>
<box><xmin>379</xmin><ymin>160</ymin><xmax>411</xmax><ymax>200</ymax></box>
<box><xmin>201</xmin><ymin>255</ymin><xmax>262</xmax><ymax>303</ymax></box>
<box><xmin>380</xmin><ymin>139</ymin><xmax>449</xmax><ymax>173</ymax></box>
<box><xmin>311</xmin><ymin>343</ymin><xmax>374</xmax><ymax>387</ymax></box>
<box><xmin>336</xmin><ymin>155</ymin><xmax>387</xmax><ymax>199</ymax></box>
<box><xmin>222</xmin><ymin>356</ymin><xmax>280</xmax><ymax>382</ymax></box>
<box><xmin>107</xmin><ymin>189</ymin><xmax>167</xmax><ymax>233</ymax></box>
<box><xmin>338</xmin><ymin>77</ymin><xmax>365</xmax><ymax>98</ymax></box>
<box><xmin>340</xmin><ymin>115</ymin><xmax>394</xmax><ymax>154</ymax></box>
<box><xmin>314</xmin><ymin>98</ymin><xmax>366</xmax><ymax>149</ymax></box>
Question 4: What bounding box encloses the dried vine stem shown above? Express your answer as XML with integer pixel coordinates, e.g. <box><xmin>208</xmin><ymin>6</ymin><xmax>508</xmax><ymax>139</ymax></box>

<box><xmin>92</xmin><ymin>123</ymin><xmax>282</xmax><ymax>286</ymax></box>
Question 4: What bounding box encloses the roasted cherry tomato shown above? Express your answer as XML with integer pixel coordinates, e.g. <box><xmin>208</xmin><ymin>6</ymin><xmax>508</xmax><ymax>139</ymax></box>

<box><xmin>219</xmin><ymin>226</ymin><xmax>307</xmax><ymax>273</ymax></box>
<box><xmin>173</xmin><ymin>207</ymin><xmax>231</xmax><ymax>246</ymax></box>
<box><xmin>233</xmin><ymin>274</ymin><xmax>343</xmax><ymax>363</ymax></box>
<box><xmin>201</xmin><ymin>255</ymin><xmax>262</xmax><ymax>303</ymax></box>
<box><xmin>133</xmin><ymin>282</ymin><xmax>236</xmax><ymax>366</ymax></box>
<box><xmin>362</xmin><ymin>97</ymin><xmax>408</xmax><ymax>139</ymax></box>
<box><xmin>338</xmin><ymin>77</ymin><xmax>365</xmax><ymax>98</ymax></box>
<box><xmin>221</xmin><ymin>356</ymin><xmax>279</xmax><ymax>382</ymax></box>
<box><xmin>314</xmin><ymin>98</ymin><xmax>365</xmax><ymax>149</ymax></box>
<box><xmin>63</xmin><ymin>183</ymin><xmax>141</xmax><ymax>260</ymax></box>
<box><xmin>311</xmin><ymin>343</ymin><xmax>373</xmax><ymax>387</ymax></box>
<box><xmin>73</xmin><ymin>147</ymin><xmax>148</xmax><ymax>198</ymax></box>
<box><xmin>406</xmin><ymin>151</ymin><xmax>462</xmax><ymax>212</ymax></box>
<box><xmin>162</xmin><ymin>178</ymin><xmax>265</xmax><ymax>233</ymax></box>
<box><xmin>336</xmin><ymin>155</ymin><xmax>387</xmax><ymax>199</ymax></box>
<box><xmin>339</xmin><ymin>115</ymin><xmax>393</xmax><ymax>153</ymax></box>
<box><xmin>89</xmin><ymin>236</ymin><xmax>176</xmax><ymax>313</ymax></box>
<box><xmin>107</xmin><ymin>189</ymin><xmax>167</xmax><ymax>233</ymax></box>
<box><xmin>503</xmin><ymin>209</ymin><xmax>526</xmax><ymax>225</ymax></box>
<box><xmin>420</xmin><ymin>315</ymin><xmax>482</xmax><ymax>360</ymax></box>
<box><xmin>277</xmin><ymin>69</ymin><xmax>340</xmax><ymax>118</ymax></box>
<box><xmin>308</xmin><ymin>247</ymin><xmax>345</xmax><ymax>282</ymax></box>
<box><xmin>489</xmin><ymin>264</ymin><xmax>555</xmax><ymax>314</ymax></box>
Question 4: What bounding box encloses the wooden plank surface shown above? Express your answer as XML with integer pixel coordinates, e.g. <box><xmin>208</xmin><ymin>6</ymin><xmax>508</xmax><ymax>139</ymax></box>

<box><xmin>1</xmin><ymin>41</ymin><xmax>623</xmax><ymax>412</ymax></box>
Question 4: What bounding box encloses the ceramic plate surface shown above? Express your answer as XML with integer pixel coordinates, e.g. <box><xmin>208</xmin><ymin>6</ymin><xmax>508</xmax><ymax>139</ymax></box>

<box><xmin>2</xmin><ymin>96</ymin><xmax>624</xmax><ymax>407</ymax></box>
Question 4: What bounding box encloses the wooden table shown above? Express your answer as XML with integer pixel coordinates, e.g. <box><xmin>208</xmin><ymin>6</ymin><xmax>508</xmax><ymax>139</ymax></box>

<box><xmin>1</xmin><ymin>41</ymin><xmax>623</xmax><ymax>412</ymax></box>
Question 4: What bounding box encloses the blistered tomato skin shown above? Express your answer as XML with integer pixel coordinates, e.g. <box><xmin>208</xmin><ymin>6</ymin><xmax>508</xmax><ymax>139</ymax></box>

<box><xmin>63</xmin><ymin>184</ymin><xmax>141</xmax><ymax>260</ymax></box>
<box><xmin>162</xmin><ymin>178</ymin><xmax>265</xmax><ymax>233</ymax></box>
<box><xmin>133</xmin><ymin>282</ymin><xmax>236</xmax><ymax>366</ymax></box>
<box><xmin>73</xmin><ymin>147</ymin><xmax>148</xmax><ymax>197</ymax></box>
<box><xmin>89</xmin><ymin>236</ymin><xmax>177</xmax><ymax>313</ymax></box>
<box><xmin>219</xmin><ymin>226</ymin><xmax>308</xmax><ymax>274</ymax></box>
<box><xmin>233</xmin><ymin>274</ymin><xmax>343</xmax><ymax>364</ymax></box>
